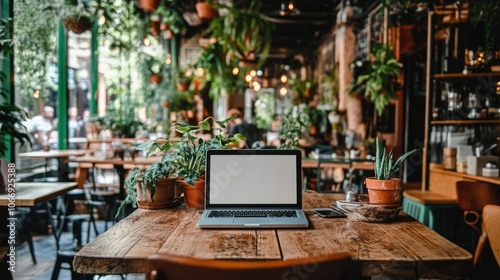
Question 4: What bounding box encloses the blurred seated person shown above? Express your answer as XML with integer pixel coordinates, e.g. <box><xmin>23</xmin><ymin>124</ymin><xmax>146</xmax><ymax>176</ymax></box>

<box><xmin>226</xmin><ymin>108</ymin><xmax>264</xmax><ymax>148</ymax></box>
<box><xmin>27</xmin><ymin>106</ymin><xmax>56</xmax><ymax>151</ymax></box>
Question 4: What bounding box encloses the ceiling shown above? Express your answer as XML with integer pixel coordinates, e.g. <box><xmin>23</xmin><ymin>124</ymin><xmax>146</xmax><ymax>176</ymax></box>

<box><xmin>259</xmin><ymin>0</ymin><xmax>341</xmax><ymax>70</ymax></box>
<box><xmin>178</xmin><ymin>0</ymin><xmax>379</xmax><ymax>77</ymax></box>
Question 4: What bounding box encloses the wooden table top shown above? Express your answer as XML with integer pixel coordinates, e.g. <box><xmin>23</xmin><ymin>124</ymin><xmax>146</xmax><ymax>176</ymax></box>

<box><xmin>73</xmin><ymin>192</ymin><xmax>472</xmax><ymax>278</ymax></box>
<box><xmin>70</xmin><ymin>155</ymin><xmax>162</xmax><ymax>166</ymax></box>
<box><xmin>302</xmin><ymin>157</ymin><xmax>374</xmax><ymax>170</ymax></box>
<box><xmin>18</xmin><ymin>149</ymin><xmax>90</xmax><ymax>158</ymax></box>
<box><xmin>0</xmin><ymin>182</ymin><xmax>78</xmax><ymax>207</ymax></box>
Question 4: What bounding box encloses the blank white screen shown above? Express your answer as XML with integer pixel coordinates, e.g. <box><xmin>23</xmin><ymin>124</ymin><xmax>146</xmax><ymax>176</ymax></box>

<box><xmin>208</xmin><ymin>154</ymin><xmax>297</xmax><ymax>204</ymax></box>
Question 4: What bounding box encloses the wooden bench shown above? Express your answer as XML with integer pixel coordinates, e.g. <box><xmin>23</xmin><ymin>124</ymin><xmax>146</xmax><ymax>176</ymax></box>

<box><xmin>403</xmin><ymin>190</ymin><xmax>458</xmax><ymax>230</ymax></box>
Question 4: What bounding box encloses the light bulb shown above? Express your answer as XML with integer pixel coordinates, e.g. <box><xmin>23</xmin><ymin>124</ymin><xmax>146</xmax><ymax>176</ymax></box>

<box><xmin>143</xmin><ymin>37</ymin><xmax>150</xmax><ymax>46</ymax></box>
<box><xmin>250</xmin><ymin>70</ymin><xmax>256</xmax><ymax>77</ymax></box>
<box><xmin>245</xmin><ymin>74</ymin><xmax>252</xmax><ymax>83</ymax></box>
<box><xmin>252</xmin><ymin>81</ymin><xmax>261</xmax><ymax>91</ymax></box>
<box><xmin>279</xmin><ymin>87</ymin><xmax>287</xmax><ymax>96</ymax></box>
<box><xmin>232</xmin><ymin>67</ymin><xmax>239</xmax><ymax>75</ymax></box>
<box><xmin>280</xmin><ymin>74</ymin><xmax>288</xmax><ymax>83</ymax></box>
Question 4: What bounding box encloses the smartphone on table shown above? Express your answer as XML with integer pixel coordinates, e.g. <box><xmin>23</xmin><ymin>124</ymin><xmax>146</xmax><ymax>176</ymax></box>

<box><xmin>312</xmin><ymin>208</ymin><xmax>346</xmax><ymax>218</ymax></box>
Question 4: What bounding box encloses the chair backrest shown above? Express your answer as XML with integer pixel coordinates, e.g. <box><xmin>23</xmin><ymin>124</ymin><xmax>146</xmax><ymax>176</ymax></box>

<box><xmin>456</xmin><ymin>180</ymin><xmax>500</xmax><ymax>233</ymax></box>
<box><xmin>483</xmin><ymin>204</ymin><xmax>500</xmax><ymax>266</ymax></box>
<box><xmin>456</xmin><ymin>181</ymin><xmax>500</xmax><ymax>212</ymax></box>
<box><xmin>147</xmin><ymin>252</ymin><xmax>351</xmax><ymax>280</ymax></box>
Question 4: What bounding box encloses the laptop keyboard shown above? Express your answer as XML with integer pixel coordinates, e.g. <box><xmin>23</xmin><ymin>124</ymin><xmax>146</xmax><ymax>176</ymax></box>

<box><xmin>208</xmin><ymin>210</ymin><xmax>298</xmax><ymax>218</ymax></box>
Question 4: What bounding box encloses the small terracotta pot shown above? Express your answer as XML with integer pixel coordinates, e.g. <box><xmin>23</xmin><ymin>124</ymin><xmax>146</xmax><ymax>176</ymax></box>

<box><xmin>177</xmin><ymin>178</ymin><xmax>205</xmax><ymax>209</ymax></box>
<box><xmin>150</xmin><ymin>74</ymin><xmax>163</xmax><ymax>84</ymax></box>
<box><xmin>177</xmin><ymin>82</ymin><xmax>188</xmax><ymax>92</ymax></box>
<box><xmin>137</xmin><ymin>177</ymin><xmax>178</xmax><ymax>209</ymax></box>
<box><xmin>365</xmin><ymin>177</ymin><xmax>401</xmax><ymax>205</ymax></box>
<box><xmin>195</xmin><ymin>2</ymin><xmax>218</xmax><ymax>20</ymax></box>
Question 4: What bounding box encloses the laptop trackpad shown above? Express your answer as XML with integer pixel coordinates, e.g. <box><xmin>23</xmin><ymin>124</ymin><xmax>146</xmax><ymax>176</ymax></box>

<box><xmin>233</xmin><ymin>217</ymin><xmax>271</xmax><ymax>225</ymax></box>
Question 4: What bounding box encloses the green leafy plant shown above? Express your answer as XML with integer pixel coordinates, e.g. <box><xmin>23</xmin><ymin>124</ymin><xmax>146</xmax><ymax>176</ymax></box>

<box><xmin>116</xmin><ymin>161</ymin><xmax>173</xmax><ymax>217</ymax></box>
<box><xmin>277</xmin><ymin>105</ymin><xmax>311</xmax><ymax>149</ymax></box>
<box><xmin>349</xmin><ymin>44</ymin><xmax>402</xmax><ymax>116</ymax></box>
<box><xmin>374</xmin><ymin>137</ymin><xmax>419</xmax><ymax>180</ymax></box>
<box><xmin>155</xmin><ymin>0</ymin><xmax>187</xmax><ymax>35</ymax></box>
<box><xmin>194</xmin><ymin>41</ymin><xmax>243</xmax><ymax>100</ymax></box>
<box><xmin>207</xmin><ymin>0</ymin><xmax>274</xmax><ymax>68</ymax></box>
<box><xmin>0</xmin><ymin>17</ymin><xmax>32</xmax><ymax>158</ymax></box>
<box><xmin>139</xmin><ymin>116</ymin><xmax>246</xmax><ymax>185</ymax></box>
<box><xmin>470</xmin><ymin>0</ymin><xmax>500</xmax><ymax>51</ymax></box>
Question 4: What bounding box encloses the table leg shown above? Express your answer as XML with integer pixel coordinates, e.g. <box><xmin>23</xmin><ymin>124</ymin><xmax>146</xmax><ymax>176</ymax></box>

<box><xmin>57</xmin><ymin>157</ymin><xmax>70</xmax><ymax>182</ymax></box>
<box><xmin>114</xmin><ymin>164</ymin><xmax>126</xmax><ymax>200</ymax></box>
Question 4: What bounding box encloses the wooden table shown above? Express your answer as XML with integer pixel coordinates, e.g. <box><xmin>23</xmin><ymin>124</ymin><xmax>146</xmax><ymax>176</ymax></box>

<box><xmin>73</xmin><ymin>192</ymin><xmax>472</xmax><ymax>279</ymax></box>
<box><xmin>70</xmin><ymin>156</ymin><xmax>162</xmax><ymax>199</ymax></box>
<box><xmin>0</xmin><ymin>182</ymin><xmax>78</xmax><ymax>264</ymax></box>
<box><xmin>19</xmin><ymin>150</ymin><xmax>90</xmax><ymax>181</ymax></box>
<box><xmin>0</xmin><ymin>182</ymin><xmax>78</xmax><ymax>207</ymax></box>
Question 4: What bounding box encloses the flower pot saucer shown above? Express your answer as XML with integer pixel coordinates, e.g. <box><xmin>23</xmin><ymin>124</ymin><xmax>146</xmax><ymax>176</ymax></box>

<box><xmin>335</xmin><ymin>200</ymin><xmax>364</xmax><ymax>212</ymax></box>
<box><xmin>367</xmin><ymin>203</ymin><xmax>402</xmax><ymax>208</ymax></box>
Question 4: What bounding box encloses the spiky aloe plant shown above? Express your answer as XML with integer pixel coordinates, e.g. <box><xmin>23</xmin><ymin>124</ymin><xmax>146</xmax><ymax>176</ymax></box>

<box><xmin>374</xmin><ymin>138</ymin><xmax>419</xmax><ymax>180</ymax></box>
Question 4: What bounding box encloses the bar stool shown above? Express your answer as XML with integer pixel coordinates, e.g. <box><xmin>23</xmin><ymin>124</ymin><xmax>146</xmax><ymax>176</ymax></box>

<box><xmin>456</xmin><ymin>180</ymin><xmax>500</xmax><ymax>267</ymax></box>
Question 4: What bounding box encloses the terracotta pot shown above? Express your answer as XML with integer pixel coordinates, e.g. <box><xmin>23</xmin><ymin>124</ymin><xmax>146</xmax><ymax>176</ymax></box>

<box><xmin>150</xmin><ymin>74</ymin><xmax>163</xmax><ymax>84</ymax></box>
<box><xmin>195</xmin><ymin>2</ymin><xmax>218</xmax><ymax>20</ymax></box>
<box><xmin>177</xmin><ymin>82</ymin><xmax>188</xmax><ymax>92</ymax></box>
<box><xmin>177</xmin><ymin>179</ymin><xmax>205</xmax><ymax>209</ymax></box>
<box><xmin>151</xmin><ymin>20</ymin><xmax>161</xmax><ymax>36</ymax></box>
<box><xmin>365</xmin><ymin>177</ymin><xmax>401</xmax><ymax>205</ymax></box>
<box><xmin>164</xmin><ymin>29</ymin><xmax>174</xmax><ymax>39</ymax></box>
<box><xmin>136</xmin><ymin>177</ymin><xmax>179</xmax><ymax>209</ymax></box>
<box><xmin>139</xmin><ymin>0</ymin><xmax>160</xmax><ymax>11</ymax></box>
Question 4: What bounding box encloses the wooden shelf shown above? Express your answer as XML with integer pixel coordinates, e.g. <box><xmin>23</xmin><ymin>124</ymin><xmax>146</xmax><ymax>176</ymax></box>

<box><xmin>434</xmin><ymin>73</ymin><xmax>500</xmax><ymax>80</ymax></box>
<box><xmin>431</xmin><ymin>119</ymin><xmax>500</xmax><ymax>125</ymax></box>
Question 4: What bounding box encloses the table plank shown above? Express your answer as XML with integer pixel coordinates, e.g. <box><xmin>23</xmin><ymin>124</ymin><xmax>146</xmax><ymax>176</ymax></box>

<box><xmin>73</xmin><ymin>208</ymin><xmax>191</xmax><ymax>274</ymax></box>
<box><xmin>0</xmin><ymin>182</ymin><xmax>78</xmax><ymax>206</ymax></box>
<box><xmin>158</xmin><ymin>211</ymin><xmax>281</xmax><ymax>260</ymax></box>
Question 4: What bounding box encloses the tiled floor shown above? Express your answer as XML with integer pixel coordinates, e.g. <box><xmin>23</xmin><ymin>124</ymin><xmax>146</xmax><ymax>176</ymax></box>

<box><xmin>12</xmin><ymin>220</ymin><xmax>145</xmax><ymax>280</ymax></box>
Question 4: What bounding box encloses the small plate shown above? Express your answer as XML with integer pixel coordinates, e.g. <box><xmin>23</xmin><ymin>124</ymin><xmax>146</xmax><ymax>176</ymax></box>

<box><xmin>335</xmin><ymin>200</ymin><xmax>363</xmax><ymax>212</ymax></box>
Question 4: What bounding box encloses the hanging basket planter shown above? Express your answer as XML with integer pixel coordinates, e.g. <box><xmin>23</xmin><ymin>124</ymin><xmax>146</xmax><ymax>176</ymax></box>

<box><xmin>62</xmin><ymin>17</ymin><xmax>92</xmax><ymax>34</ymax></box>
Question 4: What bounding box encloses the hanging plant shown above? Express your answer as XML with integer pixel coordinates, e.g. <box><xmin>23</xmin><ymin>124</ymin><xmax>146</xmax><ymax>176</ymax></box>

<box><xmin>470</xmin><ymin>0</ymin><xmax>500</xmax><ymax>51</ymax></box>
<box><xmin>207</xmin><ymin>1</ymin><xmax>274</xmax><ymax>68</ymax></box>
<box><xmin>349</xmin><ymin>44</ymin><xmax>402</xmax><ymax>116</ymax></box>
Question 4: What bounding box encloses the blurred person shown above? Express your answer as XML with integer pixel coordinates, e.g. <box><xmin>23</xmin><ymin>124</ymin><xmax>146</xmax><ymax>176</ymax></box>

<box><xmin>226</xmin><ymin>108</ymin><xmax>263</xmax><ymax>148</ymax></box>
<box><xmin>80</xmin><ymin>109</ymin><xmax>91</xmax><ymax>137</ymax></box>
<box><xmin>68</xmin><ymin>107</ymin><xmax>82</xmax><ymax>138</ymax></box>
<box><xmin>28</xmin><ymin>106</ymin><xmax>55</xmax><ymax>150</ymax></box>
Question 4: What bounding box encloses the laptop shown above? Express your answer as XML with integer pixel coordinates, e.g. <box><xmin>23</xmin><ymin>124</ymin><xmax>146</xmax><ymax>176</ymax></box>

<box><xmin>197</xmin><ymin>149</ymin><xmax>309</xmax><ymax>229</ymax></box>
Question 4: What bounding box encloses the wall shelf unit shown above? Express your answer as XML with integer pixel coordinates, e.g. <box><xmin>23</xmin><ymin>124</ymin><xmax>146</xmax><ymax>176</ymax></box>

<box><xmin>422</xmin><ymin>10</ymin><xmax>500</xmax><ymax>192</ymax></box>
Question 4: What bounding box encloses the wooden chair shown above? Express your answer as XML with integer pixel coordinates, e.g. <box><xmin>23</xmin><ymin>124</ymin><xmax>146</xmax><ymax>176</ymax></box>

<box><xmin>482</xmin><ymin>205</ymin><xmax>500</xmax><ymax>267</ymax></box>
<box><xmin>147</xmin><ymin>252</ymin><xmax>351</xmax><ymax>280</ymax></box>
<box><xmin>456</xmin><ymin>180</ymin><xmax>500</xmax><ymax>267</ymax></box>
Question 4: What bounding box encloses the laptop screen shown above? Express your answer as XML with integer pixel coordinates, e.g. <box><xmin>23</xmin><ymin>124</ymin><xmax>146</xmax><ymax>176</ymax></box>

<box><xmin>205</xmin><ymin>149</ymin><xmax>302</xmax><ymax>208</ymax></box>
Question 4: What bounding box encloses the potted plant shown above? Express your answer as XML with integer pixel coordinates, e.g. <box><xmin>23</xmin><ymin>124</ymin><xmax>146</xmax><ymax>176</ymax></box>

<box><xmin>364</xmin><ymin>138</ymin><xmax>419</xmax><ymax>205</ymax></box>
<box><xmin>175</xmin><ymin>68</ymin><xmax>193</xmax><ymax>92</ymax></box>
<box><xmin>49</xmin><ymin>0</ymin><xmax>94</xmax><ymax>34</ymax></box>
<box><xmin>277</xmin><ymin>104</ymin><xmax>311</xmax><ymax>150</ymax></box>
<box><xmin>141</xmin><ymin>116</ymin><xmax>245</xmax><ymax>208</ymax></box>
<box><xmin>155</xmin><ymin>1</ymin><xmax>187</xmax><ymax>37</ymax></box>
<box><xmin>206</xmin><ymin>1</ymin><xmax>274</xmax><ymax>68</ymax></box>
<box><xmin>349</xmin><ymin>43</ymin><xmax>402</xmax><ymax>116</ymax></box>
<box><xmin>195</xmin><ymin>0</ymin><xmax>218</xmax><ymax>20</ymax></box>
<box><xmin>138</xmin><ymin>0</ymin><xmax>160</xmax><ymax>12</ymax></box>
